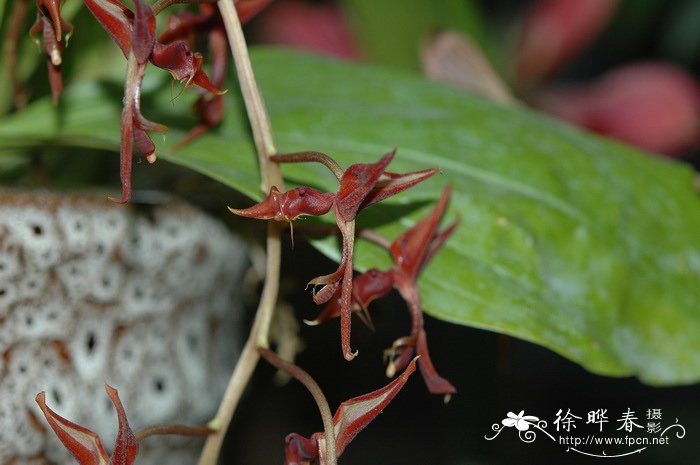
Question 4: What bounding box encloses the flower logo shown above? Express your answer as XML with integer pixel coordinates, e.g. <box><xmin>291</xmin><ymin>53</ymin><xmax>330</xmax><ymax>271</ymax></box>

<box><xmin>502</xmin><ymin>411</ymin><xmax>540</xmax><ymax>431</ymax></box>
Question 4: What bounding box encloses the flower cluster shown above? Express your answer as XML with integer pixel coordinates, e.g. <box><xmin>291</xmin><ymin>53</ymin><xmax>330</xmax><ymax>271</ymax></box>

<box><xmin>231</xmin><ymin>150</ymin><xmax>456</xmax><ymax>397</ymax></box>
<box><xmin>310</xmin><ymin>186</ymin><xmax>458</xmax><ymax>397</ymax></box>
<box><xmin>30</xmin><ymin>0</ymin><xmax>73</xmax><ymax>104</ymax></box>
<box><xmin>259</xmin><ymin>348</ymin><xmax>418</xmax><ymax>465</ymax></box>
<box><xmin>30</xmin><ymin>0</ymin><xmax>271</xmax><ymax>203</ymax></box>
<box><xmin>37</xmin><ymin>385</ymin><xmax>211</xmax><ymax>465</ymax></box>
<box><xmin>230</xmin><ymin>149</ymin><xmax>438</xmax><ymax>362</ymax></box>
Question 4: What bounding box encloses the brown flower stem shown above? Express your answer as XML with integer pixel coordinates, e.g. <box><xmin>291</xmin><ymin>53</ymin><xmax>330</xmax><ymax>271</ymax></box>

<box><xmin>197</xmin><ymin>3</ymin><xmax>284</xmax><ymax>465</ymax></box>
<box><xmin>271</xmin><ymin>151</ymin><xmax>344</xmax><ymax>181</ymax></box>
<box><xmin>219</xmin><ymin>0</ymin><xmax>282</xmax><ymax>190</ymax></box>
<box><xmin>358</xmin><ymin>228</ymin><xmax>391</xmax><ymax>249</ymax></box>
<box><xmin>136</xmin><ymin>424</ymin><xmax>214</xmax><ymax>441</ymax></box>
<box><xmin>258</xmin><ymin>348</ymin><xmax>337</xmax><ymax>465</ymax></box>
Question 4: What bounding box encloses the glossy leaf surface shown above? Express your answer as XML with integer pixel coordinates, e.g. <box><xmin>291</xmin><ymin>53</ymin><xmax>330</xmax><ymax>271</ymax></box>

<box><xmin>1</xmin><ymin>48</ymin><xmax>700</xmax><ymax>384</ymax></box>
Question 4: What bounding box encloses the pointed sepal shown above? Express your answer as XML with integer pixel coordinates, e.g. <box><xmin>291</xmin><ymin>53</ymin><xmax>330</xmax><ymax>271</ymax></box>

<box><xmin>229</xmin><ymin>186</ymin><xmax>335</xmax><ymax>222</ymax></box>
<box><xmin>329</xmin><ymin>356</ymin><xmax>418</xmax><ymax>456</ymax></box>
<box><xmin>35</xmin><ymin>391</ymin><xmax>110</xmax><ymax>465</ymax></box>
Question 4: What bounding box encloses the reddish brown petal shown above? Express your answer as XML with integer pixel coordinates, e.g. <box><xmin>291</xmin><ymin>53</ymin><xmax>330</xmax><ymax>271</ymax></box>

<box><xmin>158</xmin><ymin>9</ymin><xmax>205</xmax><ymax>44</ymax></box>
<box><xmin>330</xmin><ymin>356</ymin><xmax>417</xmax><ymax>456</ymax></box>
<box><xmin>284</xmin><ymin>186</ymin><xmax>336</xmax><ymax>219</ymax></box>
<box><xmin>229</xmin><ymin>186</ymin><xmax>334</xmax><ymax>222</ymax></box>
<box><xmin>83</xmin><ymin>0</ymin><xmax>134</xmax><ymax>56</ymax></box>
<box><xmin>420</xmin><ymin>220</ymin><xmax>458</xmax><ymax>274</ymax></box>
<box><xmin>334</xmin><ymin>149</ymin><xmax>395</xmax><ymax>222</ymax></box>
<box><xmin>360</xmin><ymin>167</ymin><xmax>439</xmax><ymax>210</ymax></box>
<box><xmin>229</xmin><ymin>186</ymin><xmax>284</xmax><ymax>220</ymax></box>
<box><xmin>105</xmin><ymin>385</ymin><xmax>139</xmax><ymax>465</ymax></box>
<box><xmin>35</xmin><ymin>391</ymin><xmax>110</xmax><ymax>465</ymax></box>
<box><xmin>132</xmin><ymin>0</ymin><xmax>156</xmax><ymax>64</ymax></box>
<box><xmin>311</xmin><ymin>279</ymin><xmax>341</xmax><ymax>306</ymax></box>
<box><xmin>416</xmin><ymin>329</ymin><xmax>456</xmax><ymax>397</ymax></box>
<box><xmin>47</xmin><ymin>47</ymin><xmax>63</xmax><ymax>104</ymax></box>
<box><xmin>306</xmin><ymin>269</ymin><xmax>392</xmax><ymax>326</ymax></box>
<box><xmin>36</xmin><ymin>0</ymin><xmax>63</xmax><ymax>40</ymax></box>
<box><xmin>385</xmin><ymin>335</ymin><xmax>416</xmax><ymax>378</ymax></box>
<box><xmin>150</xmin><ymin>41</ymin><xmax>224</xmax><ymax>94</ymax></box>
<box><xmin>353</xmin><ymin>269</ymin><xmax>394</xmax><ymax>308</ymax></box>
<box><xmin>284</xmin><ymin>433</ymin><xmax>319</xmax><ymax>465</ymax></box>
<box><xmin>390</xmin><ymin>185</ymin><xmax>452</xmax><ymax>280</ymax></box>
<box><xmin>133</xmin><ymin>127</ymin><xmax>156</xmax><ymax>163</ymax></box>
<box><xmin>207</xmin><ymin>27</ymin><xmax>228</xmax><ymax>88</ymax></box>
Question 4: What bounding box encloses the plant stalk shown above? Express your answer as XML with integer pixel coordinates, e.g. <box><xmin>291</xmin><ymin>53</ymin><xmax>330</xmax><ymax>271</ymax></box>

<box><xmin>258</xmin><ymin>349</ymin><xmax>337</xmax><ymax>465</ymax></box>
<box><xmin>196</xmin><ymin>2</ymin><xmax>284</xmax><ymax>465</ymax></box>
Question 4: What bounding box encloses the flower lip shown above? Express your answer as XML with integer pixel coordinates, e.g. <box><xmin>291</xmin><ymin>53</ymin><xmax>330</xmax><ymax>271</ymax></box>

<box><xmin>228</xmin><ymin>186</ymin><xmax>335</xmax><ymax>222</ymax></box>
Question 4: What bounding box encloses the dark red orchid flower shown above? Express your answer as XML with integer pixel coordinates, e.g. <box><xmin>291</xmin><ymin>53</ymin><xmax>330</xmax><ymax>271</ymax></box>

<box><xmin>83</xmin><ymin>0</ymin><xmax>226</xmax><ymax>203</ymax></box>
<box><xmin>37</xmin><ymin>384</ymin><xmax>212</xmax><ymax>465</ymax></box>
<box><xmin>29</xmin><ymin>0</ymin><xmax>73</xmax><ymax>103</ymax></box>
<box><xmin>229</xmin><ymin>186</ymin><xmax>336</xmax><ymax>222</ymax></box>
<box><xmin>310</xmin><ymin>150</ymin><xmax>438</xmax><ymax>361</ymax></box>
<box><xmin>259</xmin><ymin>349</ymin><xmax>417</xmax><ymax>465</ymax></box>
<box><xmin>230</xmin><ymin>149</ymin><xmax>437</xmax><ymax>361</ymax></box>
<box><xmin>385</xmin><ymin>185</ymin><xmax>457</xmax><ymax>397</ymax></box>
<box><xmin>305</xmin><ymin>268</ymin><xmax>394</xmax><ymax>328</ymax></box>
<box><xmin>158</xmin><ymin>0</ymin><xmax>273</xmax><ymax>146</ymax></box>
<box><xmin>307</xmin><ymin>186</ymin><xmax>457</xmax><ymax>397</ymax></box>
<box><xmin>36</xmin><ymin>385</ymin><xmax>138</xmax><ymax>465</ymax></box>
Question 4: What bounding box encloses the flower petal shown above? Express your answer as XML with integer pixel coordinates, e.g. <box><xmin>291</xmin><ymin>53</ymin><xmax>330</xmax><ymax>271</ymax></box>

<box><xmin>284</xmin><ymin>432</ymin><xmax>319</xmax><ymax>465</ymax></box>
<box><xmin>83</xmin><ymin>0</ymin><xmax>134</xmax><ymax>56</ymax></box>
<box><xmin>334</xmin><ymin>149</ymin><xmax>395</xmax><ymax>222</ymax></box>
<box><xmin>332</xmin><ymin>357</ymin><xmax>418</xmax><ymax>456</ymax></box>
<box><xmin>150</xmin><ymin>41</ymin><xmax>224</xmax><ymax>94</ymax></box>
<box><xmin>131</xmin><ymin>0</ymin><xmax>155</xmax><ymax>64</ymax></box>
<box><xmin>229</xmin><ymin>186</ymin><xmax>334</xmax><ymax>222</ymax></box>
<box><xmin>105</xmin><ymin>385</ymin><xmax>139</xmax><ymax>465</ymax></box>
<box><xmin>35</xmin><ymin>391</ymin><xmax>110</xmax><ymax>465</ymax></box>
<box><xmin>415</xmin><ymin>329</ymin><xmax>456</xmax><ymax>397</ymax></box>
<box><xmin>360</xmin><ymin>167</ymin><xmax>438</xmax><ymax>210</ymax></box>
<box><xmin>390</xmin><ymin>185</ymin><xmax>453</xmax><ymax>280</ymax></box>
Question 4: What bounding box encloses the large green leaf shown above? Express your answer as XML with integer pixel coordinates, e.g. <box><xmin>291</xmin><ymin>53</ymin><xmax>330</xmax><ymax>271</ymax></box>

<box><xmin>1</xmin><ymin>48</ymin><xmax>699</xmax><ymax>385</ymax></box>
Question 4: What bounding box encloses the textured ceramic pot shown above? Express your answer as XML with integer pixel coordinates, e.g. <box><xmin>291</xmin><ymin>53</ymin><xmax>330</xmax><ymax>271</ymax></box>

<box><xmin>0</xmin><ymin>191</ymin><xmax>246</xmax><ymax>465</ymax></box>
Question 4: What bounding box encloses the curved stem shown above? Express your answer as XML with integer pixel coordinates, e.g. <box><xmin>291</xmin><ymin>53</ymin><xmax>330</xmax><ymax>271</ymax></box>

<box><xmin>136</xmin><ymin>424</ymin><xmax>213</xmax><ymax>441</ymax></box>
<box><xmin>219</xmin><ymin>0</ymin><xmax>282</xmax><ymax>190</ymax></box>
<box><xmin>197</xmin><ymin>4</ymin><xmax>284</xmax><ymax>465</ymax></box>
<box><xmin>271</xmin><ymin>151</ymin><xmax>344</xmax><ymax>181</ymax></box>
<box><xmin>258</xmin><ymin>349</ymin><xmax>337</xmax><ymax>465</ymax></box>
<box><xmin>358</xmin><ymin>228</ymin><xmax>391</xmax><ymax>249</ymax></box>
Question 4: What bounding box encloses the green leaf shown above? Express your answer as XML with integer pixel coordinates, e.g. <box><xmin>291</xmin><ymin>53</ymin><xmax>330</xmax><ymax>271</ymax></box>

<box><xmin>1</xmin><ymin>48</ymin><xmax>700</xmax><ymax>385</ymax></box>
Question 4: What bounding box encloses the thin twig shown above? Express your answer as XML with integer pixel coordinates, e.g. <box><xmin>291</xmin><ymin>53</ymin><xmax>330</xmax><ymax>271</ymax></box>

<box><xmin>136</xmin><ymin>424</ymin><xmax>214</xmax><ymax>441</ymax></box>
<box><xmin>272</xmin><ymin>151</ymin><xmax>344</xmax><ymax>181</ymax></box>
<box><xmin>196</xmin><ymin>3</ymin><xmax>284</xmax><ymax>465</ymax></box>
<box><xmin>258</xmin><ymin>349</ymin><xmax>337</xmax><ymax>465</ymax></box>
<box><xmin>358</xmin><ymin>228</ymin><xmax>391</xmax><ymax>249</ymax></box>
